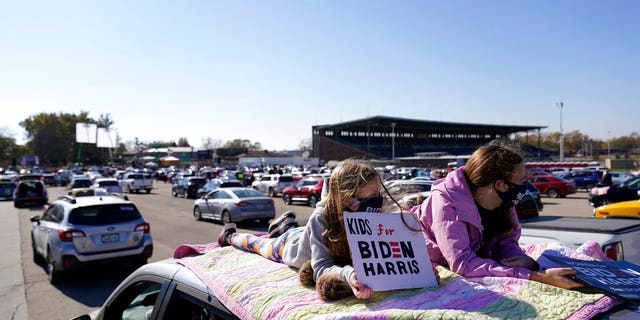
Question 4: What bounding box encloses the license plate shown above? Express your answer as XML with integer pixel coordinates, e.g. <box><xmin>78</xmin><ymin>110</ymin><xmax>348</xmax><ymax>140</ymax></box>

<box><xmin>101</xmin><ymin>233</ymin><xmax>120</xmax><ymax>243</ymax></box>
<box><xmin>256</xmin><ymin>204</ymin><xmax>264</xmax><ymax>209</ymax></box>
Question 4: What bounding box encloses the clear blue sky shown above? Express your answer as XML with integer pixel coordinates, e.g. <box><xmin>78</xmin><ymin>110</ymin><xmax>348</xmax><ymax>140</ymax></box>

<box><xmin>1</xmin><ymin>1</ymin><xmax>638</xmax><ymax>150</ymax></box>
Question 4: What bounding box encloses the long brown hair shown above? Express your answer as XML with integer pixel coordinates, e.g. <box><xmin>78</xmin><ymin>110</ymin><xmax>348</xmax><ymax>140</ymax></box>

<box><xmin>322</xmin><ymin>160</ymin><xmax>380</xmax><ymax>264</ymax></box>
<box><xmin>464</xmin><ymin>140</ymin><xmax>524</xmax><ymax>239</ymax></box>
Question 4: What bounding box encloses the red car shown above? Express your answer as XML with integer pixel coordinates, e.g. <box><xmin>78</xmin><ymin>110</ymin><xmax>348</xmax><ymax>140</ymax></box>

<box><xmin>282</xmin><ymin>178</ymin><xmax>324</xmax><ymax>208</ymax></box>
<box><xmin>526</xmin><ymin>175</ymin><xmax>577</xmax><ymax>198</ymax></box>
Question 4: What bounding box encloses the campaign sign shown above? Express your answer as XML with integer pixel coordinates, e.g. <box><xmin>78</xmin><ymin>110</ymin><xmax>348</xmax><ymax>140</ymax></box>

<box><xmin>543</xmin><ymin>254</ymin><xmax>640</xmax><ymax>301</ymax></box>
<box><xmin>343</xmin><ymin>212</ymin><xmax>437</xmax><ymax>291</ymax></box>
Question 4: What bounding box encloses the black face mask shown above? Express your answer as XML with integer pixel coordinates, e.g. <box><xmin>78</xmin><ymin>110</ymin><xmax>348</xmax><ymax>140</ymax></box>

<box><xmin>352</xmin><ymin>195</ymin><xmax>383</xmax><ymax>213</ymax></box>
<box><xmin>496</xmin><ymin>179</ymin><xmax>527</xmax><ymax>209</ymax></box>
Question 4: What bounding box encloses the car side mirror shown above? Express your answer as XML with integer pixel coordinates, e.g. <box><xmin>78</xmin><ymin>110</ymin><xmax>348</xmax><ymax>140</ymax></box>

<box><xmin>30</xmin><ymin>215</ymin><xmax>41</xmax><ymax>223</ymax></box>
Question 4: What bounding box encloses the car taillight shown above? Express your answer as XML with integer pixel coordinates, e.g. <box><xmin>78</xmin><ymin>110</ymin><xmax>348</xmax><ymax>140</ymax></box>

<box><xmin>135</xmin><ymin>223</ymin><xmax>150</xmax><ymax>234</ymax></box>
<box><xmin>235</xmin><ymin>201</ymin><xmax>250</xmax><ymax>207</ymax></box>
<box><xmin>58</xmin><ymin>229</ymin><xmax>86</xmax><ymax>242</ymax></box>
<box><xmin>603</xmin><ymin>241</ymin><xmax>624</xmax><ymax>260</ymax></box>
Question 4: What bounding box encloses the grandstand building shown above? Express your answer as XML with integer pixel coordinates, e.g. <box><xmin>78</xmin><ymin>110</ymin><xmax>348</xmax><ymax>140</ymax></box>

<box><xmin>312</xmin><ymin>116</ymin><xmax>547</xmax><ymax>165</ymax></box>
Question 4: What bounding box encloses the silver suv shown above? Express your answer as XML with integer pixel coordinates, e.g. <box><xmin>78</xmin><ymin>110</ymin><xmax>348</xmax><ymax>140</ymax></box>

<box><xmin>250</xmin><ymin>174</ymin><xmax>296</xmax><ymax>197</ymax></box>
<box><xmin>30</xmin><ymin>195</ymin><xmax>153</xmax><ymax>283</ymax></box>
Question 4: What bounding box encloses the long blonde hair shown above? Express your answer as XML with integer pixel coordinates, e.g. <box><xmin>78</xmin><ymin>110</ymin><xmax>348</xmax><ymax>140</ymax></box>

<box><xmin>322</xmin><ymin>160</ymin><xmax>380</xmax><ymax>264</ymax></box>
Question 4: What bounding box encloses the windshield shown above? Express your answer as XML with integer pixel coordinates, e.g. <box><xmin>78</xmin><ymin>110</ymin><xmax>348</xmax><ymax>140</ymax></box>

<box><xmin>69</xmin><ymin>204</ymin><xmax>142</xmax><ymax>225</ymax></box>
<box><xmin>99</xmin><ymin>180</ymin><xmax>119</xmax><ymax>187</ymax></box>
<box><xmin>231</xmin><ymin>189</ymin><xmax>265</xmax><ymax>198</ymax></box>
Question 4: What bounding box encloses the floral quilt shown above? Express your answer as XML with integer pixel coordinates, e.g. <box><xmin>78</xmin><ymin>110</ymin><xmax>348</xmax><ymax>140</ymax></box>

<box><xmin>173</xmin><ymin>241</ymin><xmax>621</xmax><ymax>320</ymax></box>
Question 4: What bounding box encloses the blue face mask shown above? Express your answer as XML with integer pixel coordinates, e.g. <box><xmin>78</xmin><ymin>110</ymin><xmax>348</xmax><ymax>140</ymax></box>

<box><xmin>351</xmin><ymin>195</ymin><xmax>383</xmax><ymax>213</ymax></box>
<box><xmin>496</xmin><ymin>179</ymin><xmax>527</xmax><ymax>209</ymax></box>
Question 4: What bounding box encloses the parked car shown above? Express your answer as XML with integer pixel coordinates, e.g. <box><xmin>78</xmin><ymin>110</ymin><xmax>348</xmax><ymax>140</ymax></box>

<box><xmin>526</xmin><ymin>175</ymin><xmax>577</xmax><ymax>198</ymax></box>
<box><xmin>251</xmin><ymin>174</ymin><xmax>296</xmax><ymax>197</ymax></box>
<box><xmin>71</xmin><ymin>259</ymin><xmax>239</xmax><ymax>320</ymax></box>
<box><xmin>515</xmin><ymin>181</ymin><xmax>543</xmax><ymax>219</ymax></box>
<box><xmin>68</xmin><ymin>176</ymin><xmax>93</xmax><ymax>189</ymax></box>
<box><xmin>609</xmin><ymin>171</ymin><xmax>636</xmax><ymax>185</ymax></box>
<box><xmin>30</xmin><ymin>194</ymin><xmax>153</xmax><ymax>283</ymax></box>
<box><xmin>14</xmin><ymin>179</ymin><xmax>48</xmax><ymax>208</ymax></box>
<box><xmin>282</xmin><ymin>177</ymin><xmax>324</xmax><ymax>207</ymax></box>
<box><xmin>559</xmin><ymin>170</ymin><xmax>602</xmax><ymax>191</ymax></box>
<box><xmin>0</xmin><ymin>175</ymin><xmax>16</xmax><ymax>199</ymax></box>
<box><xmin>192</xmin><ymin>187</ymin><xmax>275</xmax><ymax>224</ymax></box>
<box><xmin>92</xmin><ymin>178</ymin><xmax>123</xmax><ymax>194</ymax></box>
<box><xmin>42</xmin><ymin>173</ymin><xmax>59</xmax><ymax>186</ymax></box>
<box><xmin>589</xmin><ymin>175</ymin><xmax>640</xmax><ymax>207</ymax></box>
<box><xmin>67</xmin><ymin>187</ymin><xmax>110</xmax><ymax>197</ymax></box>
<box><xmin>196</xmin><ymin>178</ymin><xmax>243</xmax><ymax>198</ymax></box>
<box><xmin>172</xmin><ymin>176</ymin><xmax>207</xmax><ymax>199</ymax></box>
<box><xmin>120</xmin><ymin>172</ymin><xmax>153</xmax><ymax>194</ymax></box>
<box><xmin>593</xmin><ymin>199</ymin><xmax>640</xmax><ymax>219</ymax></box>
<box><xmin>385</xmin><ymin>179</ymin><xmax>433</xmax><ymax>196</ymax></box>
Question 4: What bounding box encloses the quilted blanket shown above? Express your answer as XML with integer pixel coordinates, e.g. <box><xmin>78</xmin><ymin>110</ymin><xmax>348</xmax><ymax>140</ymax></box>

<box><xmin>173</xmin><ymin>241</ymin><xmax>621</xmax><ymax>320</ymax></box>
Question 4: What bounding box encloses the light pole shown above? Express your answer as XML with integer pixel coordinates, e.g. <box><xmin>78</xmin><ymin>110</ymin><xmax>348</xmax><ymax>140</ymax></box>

<box><xmin>391</xmin><ymin>122</ymin><xmax>396</xmax><ymax>161</ymax></box>
<box><xmin>557</xmin><ymin>102</ymin><xmax>564</xmax><ymax>161</ymax></box>
<box><xmin>608</xmin><ymin>131</ymin><xmax>611</xmax><ymax>158</ymax></box>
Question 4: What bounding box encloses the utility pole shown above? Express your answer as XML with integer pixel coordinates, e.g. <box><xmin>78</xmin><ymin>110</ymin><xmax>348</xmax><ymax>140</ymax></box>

<box><xmin>557</xmin><ymin>102</ymin><xmax>564</xmax><ymax>161</ymax></box>
<box><xmin>608</xmin><ymin>131</ymin><xmax>611</xmax><ymax>158</ymax></box>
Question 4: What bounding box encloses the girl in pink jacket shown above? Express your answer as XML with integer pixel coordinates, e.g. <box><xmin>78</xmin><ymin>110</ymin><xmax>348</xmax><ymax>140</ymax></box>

<box><xmin>412</xmin><ymin>140</ymin><xmax>582</xmax><ymax>289</ymax></box>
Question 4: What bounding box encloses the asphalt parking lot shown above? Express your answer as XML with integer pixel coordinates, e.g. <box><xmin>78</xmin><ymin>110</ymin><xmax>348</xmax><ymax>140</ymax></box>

<box><xmin>3</xmin><ymin>183</ymin><xmax>596</xmax><ymax>320</ymax></box>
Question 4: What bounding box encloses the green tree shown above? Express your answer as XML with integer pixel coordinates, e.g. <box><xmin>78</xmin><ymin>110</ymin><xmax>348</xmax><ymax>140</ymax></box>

<box><xmin>0</xmin><ymin>129</ymin><xmax>22</xmax><ymax>166</ymax></box>
<box><xmin>19</xmin><ymin>111</ymin><xmax>116</xmax><ymax>166</ymax></box>
<box><xmin>177</xmin><ymin>137</ymin><xmax>190</xmax><ymax>147</ymax></box>
<box><xmin>224</xmin><ymin>139</ymin><xmax>262</xmax><ymax>151</ymax></box>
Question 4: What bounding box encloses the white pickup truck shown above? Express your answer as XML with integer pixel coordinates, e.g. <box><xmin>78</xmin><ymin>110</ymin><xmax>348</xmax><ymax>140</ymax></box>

<box><xmin>519</xmin><ymin>216</ymin><xmax>640</xmax><ymax>265</ymax></box>
<box><xmin>119</xmin><ymin>172</ymin><xmax>153</xmax><ymax>194</ymax></box>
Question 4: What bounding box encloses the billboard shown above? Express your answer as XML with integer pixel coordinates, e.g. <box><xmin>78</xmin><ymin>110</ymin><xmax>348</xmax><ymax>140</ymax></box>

<box><xmin>75</xmin><ymin>123</ymin><xmax>97</xmax><ymax>144</ymax></box>
<box><xmin>97</xmin><ymin>127</ymin><xmax>116</xmax><ymax>148</ymax></box>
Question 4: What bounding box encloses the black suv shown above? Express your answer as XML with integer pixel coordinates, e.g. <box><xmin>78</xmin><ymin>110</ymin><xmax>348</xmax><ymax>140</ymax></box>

<box><xmin>172</xmin><ymin>176</ymin><xmax>207</xmax><ymax>199</ymax></box>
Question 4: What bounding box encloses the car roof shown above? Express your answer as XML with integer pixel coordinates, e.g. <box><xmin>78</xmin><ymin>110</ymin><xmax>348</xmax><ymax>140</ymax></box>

<box><xmin>130</xmin><ymin>259</ymin><xmax>209</xmax><ymax>292</ymax></box>
<box><xmin>55</xmin><ymin>194</ymin><xmax>131</xmax><ymax>207</ymax></box>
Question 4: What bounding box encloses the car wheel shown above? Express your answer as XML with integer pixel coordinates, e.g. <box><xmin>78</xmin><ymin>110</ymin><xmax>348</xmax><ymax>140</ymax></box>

<box><xmin>268</xmin><ymin>188</ymin><xmax>275</xmax><ymax>197</ymax></box>
<box><xmin>128</xmin><ymin>186</ymin><xmax>133</xmax><ymax>194</ymax></box>
<box><xmin>46</xmin><ymin>248</ymin><xmax>62</xmax><ymax>284</ymax></box>
<box><xmin>222</xmin><ymin>210</ymin><xmax>232</xmax><ymax>224</ymax></box>
<box><xmin>309</xmin><ymin>195</ymin><xmax>318</xmax><ymax>208</ymax></box>
<box><xmin>193</xmin><ymin>206</ymin><xmax>202</xmax><ymax>221</ymax></box>
<box><xmin>283</xmin><ymin>193</ymin><xmax>292</xmax><ymax>205</ymax></box>
<box><xmin>547</xmin><ymin>189</ymin><xmax>559</xmax><ymax>198</ymax></box>
<box><xmin>146</xmin><ymin>189</ymin><xmax>151</xmax><ymax>194</ymax></box>
<box><xmin>172</xmin><ymin>189</ymin><xmax>177</xmax><ymax>197</ymax></box>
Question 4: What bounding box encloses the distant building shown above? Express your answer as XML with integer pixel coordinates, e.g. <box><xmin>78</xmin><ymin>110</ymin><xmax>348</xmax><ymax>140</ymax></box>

<box><xmin>312</xmin><ymin>115</ymin><xmax>546</xmax><ymax>163</ymax></box>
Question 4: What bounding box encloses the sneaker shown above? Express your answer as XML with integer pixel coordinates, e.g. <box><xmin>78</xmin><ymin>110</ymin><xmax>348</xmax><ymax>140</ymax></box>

<box><xmin>268</xmin><ymin>211</ymin><xmax>298</xmax><ymax>238</ymax></box>
<box><xmin>217</xmin><ymin>223</ymin><xmax>237</xmax><ymax>247</ymax></box>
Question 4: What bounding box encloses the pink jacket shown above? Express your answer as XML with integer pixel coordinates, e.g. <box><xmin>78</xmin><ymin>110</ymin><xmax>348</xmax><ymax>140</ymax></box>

<box><xmin>411</xmin><ymin>167</ymin><xmax>533</xmax><ymax>279</ymax></box>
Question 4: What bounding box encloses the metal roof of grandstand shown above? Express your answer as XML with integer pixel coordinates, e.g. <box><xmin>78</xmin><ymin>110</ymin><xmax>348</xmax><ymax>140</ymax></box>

<box><xmin>314</xmin><ymin>115</ymin><xmax>546</xmax><ymax>133</ymax></box>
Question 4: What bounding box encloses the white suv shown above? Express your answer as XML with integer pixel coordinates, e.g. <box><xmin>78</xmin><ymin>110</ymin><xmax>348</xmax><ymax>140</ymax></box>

<box><xmin>119</xmin><ymin>172</ymin><xmax>153</xmax><ymax>194</ymax></box>
<box><xmin>251</xmin><ymin>174</ymin><xmax>296</xmax><ymax>197</ymax></box>
<box><xmin>30</xmin><ymin>195</ymin><xmax>153</xmax><ymax>283</ymax></box>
